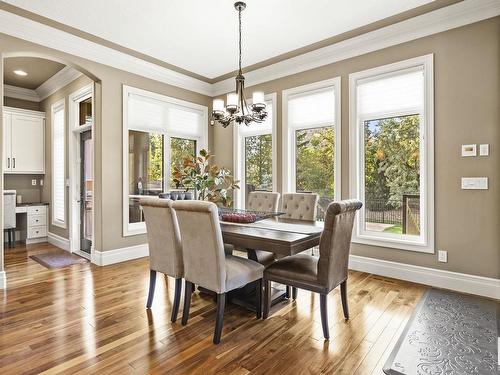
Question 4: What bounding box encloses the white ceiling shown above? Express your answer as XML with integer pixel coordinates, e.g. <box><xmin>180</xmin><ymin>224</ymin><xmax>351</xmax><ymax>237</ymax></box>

<box><xmin>4</xmin><ymin>0</ymin><xmax>434</xmax><ymax>79</ymax></box>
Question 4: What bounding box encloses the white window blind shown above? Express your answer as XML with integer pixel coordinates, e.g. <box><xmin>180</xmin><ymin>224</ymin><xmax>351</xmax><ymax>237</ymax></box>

<box><xmin>127</xmin><ymin>93</ymin><xmax>167</xmax><ymax>133</ymax></box>
<box><xmin>288</xmin><ymin>87</ymin><xmax>335</xmax><ymax>128</ymax></box>
<box><xmin>357</xmin><ymin>68</ymin><xmax>424</xmax><ymax>116</ymax></box>
<box><xmin>239</xmin><ymin>101</ymin><xmax>273</xmax><ymax>136</ymax></box>
<box><xmin>52</xmin><ymin>104</ymin><xmax>65</xmax><ymax>226</ymax></box>
<box><xmin>167</xmin><ymin>104</ymin><xmax>204</xmax><ymax>137</ymax></box>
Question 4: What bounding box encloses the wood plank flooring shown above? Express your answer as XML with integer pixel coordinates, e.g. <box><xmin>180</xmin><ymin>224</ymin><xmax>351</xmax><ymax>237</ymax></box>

<box><xmin>0</xmin><ymin>242</ymin><xmax>426</xmax><ymax>374</ymax></box>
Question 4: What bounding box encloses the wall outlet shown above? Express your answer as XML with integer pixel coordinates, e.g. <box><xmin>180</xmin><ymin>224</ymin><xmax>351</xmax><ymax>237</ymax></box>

<box><xmin>31</xmin><ymin>179</ymin><xmax>37</xmax><ymax>186</ymax></box>
<box><xmin>438</xmin><ymin>250</ymin><xmax>447</xmax><ymax>263</ymax></box>
<box><xmin>40</xmin><ymin>179</ymin><xmax>44</xmax><ymax>186</ymax></box>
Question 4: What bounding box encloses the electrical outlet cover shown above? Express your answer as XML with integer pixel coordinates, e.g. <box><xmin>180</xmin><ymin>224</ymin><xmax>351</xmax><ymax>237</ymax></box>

<box><xmin>31</xmin><ymin>179</ymin><xmax>37</xmax><ymax>186</ymax></box>
<box><xmin>438</xmin><ymin>250</ymin><xmax>447</xmax><ymax>263</ymax></box>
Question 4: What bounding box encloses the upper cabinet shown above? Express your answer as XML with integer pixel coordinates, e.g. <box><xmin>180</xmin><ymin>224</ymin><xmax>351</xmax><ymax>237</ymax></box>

<box><xmin>3</xmin><ymin>107</ymin><xmax>45</xmax><ymax>174</ymax></box>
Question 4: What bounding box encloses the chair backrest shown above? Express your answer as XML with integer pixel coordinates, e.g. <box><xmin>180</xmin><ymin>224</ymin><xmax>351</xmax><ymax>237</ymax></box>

<box><xmin>141</xmin><ymin>197</ymin><xmax>183</xmax><ymax>278</ymax></box>
<box><xmin>281</xmin><ymin>193</ymin><xmax>319</xmax><ymax>221</ymax></box>
<box><xmin>172</xmin><ymin>200</ymin><xmax>226</xmax><ymax>294</ymax></box>
<box><xmin>247</xmin><ymin>191</ymin><xmax>280</xmax><ymax>213</ymax></box>
<box><xmin>317</xmin><ymin>200</ymin><xmax>362</xmax><ymax>291</ymax></box>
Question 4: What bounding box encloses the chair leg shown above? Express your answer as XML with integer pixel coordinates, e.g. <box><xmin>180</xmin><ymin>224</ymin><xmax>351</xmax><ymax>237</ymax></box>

<box><xmin>146</xmin><ymin>270</ymin><xmax>157</xmax><ymax>309</ymax></box>
<box><xmin>213</xmin><ymin>293</ymin><xmax>226</xmax><ymax>344</ymax></box>
<box><xmin>340</xmin><ymin>280</ymin><xmax>349</xmax><ymax>320</ymax></box>
<box><xmin>171</xmin><ymin>278</ymin><xmax>183</xmax><ymax>323</ymax></box>
<box><xmin>292</xmin><ymin>287</ymin><xmax>298</xmax><ymax>300</ymax></box>
<box><xmin>285</xmin><ymin>286</ymin><xmax>291</xmax><ymax>299</ymax></box>
<box><xmin>12</xmin><ymin>229</ymin><xmax>15</xmax><ymax>247</ymax></box>
<box><xmin>263</xmin><ymin>280</ymin><xmax>272</xmax><ymax>319</ymax></box>
<box><xmin>182</xmin><ymin>281</ymin><xmax>194</xmax><ymax>326</ymax></box>
<box><xmin>320</xmin><ymin>294</ymin><xmax>329</xmax><ymax>340</ymax></box>
<box><xmin>7</xmin><ymin>229</ymin><xmax>11</xmax><ymax>248</ymax></box>
<box><xmin>255</xmin><ymin>279</ymin><xmax>262</xmax><ymax>319</ymax></box>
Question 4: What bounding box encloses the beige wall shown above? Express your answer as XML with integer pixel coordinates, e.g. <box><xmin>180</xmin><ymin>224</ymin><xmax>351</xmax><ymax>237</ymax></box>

<box><xmin>39</xmin><ymin>74</ymin><xmax>93</xmax><ymax>239</ymax></box>
<box><xmin>3</xmin><ymin>97</ymin><xmax>40</xmax><ymax>111</ymax></box>
<box><xmin>0</xmin><ymin>33</ymin><xmax>212</xmax><ymax>258</ymax></box>
<box><xmin>212</xmin><ymin>17</ymin><xmax>500</xmax><ymax>279</ymax></box>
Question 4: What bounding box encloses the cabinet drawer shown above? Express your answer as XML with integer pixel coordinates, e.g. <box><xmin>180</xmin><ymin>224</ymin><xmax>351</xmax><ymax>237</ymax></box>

<box><xmin>27</xmin><ymin>205</ymin><xmax>47</xmax><ymax>215</ymax></box>
<box><xmin>28</xmin><ymin>214</ymin><xmax>46</xmax><ymax>227</ymax></box>
<box><xmin>28</xmin><ymin>225</ymin><xmax>47</xmax><ymax>239</ymax></box>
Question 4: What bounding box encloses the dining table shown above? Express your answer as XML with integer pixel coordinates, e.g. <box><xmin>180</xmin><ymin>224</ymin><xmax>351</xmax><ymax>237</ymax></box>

<box><xmin>219</xmin><ymin>215</ymin><xmax>324</xmax><ymax>311</ymax></box>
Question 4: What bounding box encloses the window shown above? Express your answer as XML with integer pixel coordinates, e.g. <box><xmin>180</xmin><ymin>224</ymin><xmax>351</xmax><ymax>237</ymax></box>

<box><xmin>233</xmin><ymin>93</ymin><xmax>276</xmax><ymax>209</ymax></box>
<box><xmin>349</xmin><ymin>55</ymin><xmax>434</xmax><ymax>252</ymax></box>
<box><xmin>283</xmin><ymin>78</ymin><xmax>341</xmax><ymax>220</ymax></box>
<box><xmin>52</xmin><ymin>99</ymin><xmax>66</xmax><ymax>228</ymax></box>
<box><xmin>123</xmin><ymin>86</ymin><xmax>207</xmax><ymax>235</ymax></box>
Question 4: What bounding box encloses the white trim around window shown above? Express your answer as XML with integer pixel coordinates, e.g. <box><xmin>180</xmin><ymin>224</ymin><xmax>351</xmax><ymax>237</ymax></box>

<box><xmin>349</xmin><ymin>54</ymin><xmax>434</xmax><ymax>253</ymax></box>
<box><xmin>51</xmin><ymin>98</ymin><xmax>66</xmax><ymax>228</ymax></box>
<box><xmin>122</xmin><ymin>85</ymin><xmax>208</xmax><ymax>236</ymax></box>
<box><xmin>233</xmin><ymin>92</ymin><xmax>277</xmax><ymax>209</ymax></box>
<box><xmin>282</xmin><ymin>77</ymin><xmax>342</xmax><ymax>201</ymax></box>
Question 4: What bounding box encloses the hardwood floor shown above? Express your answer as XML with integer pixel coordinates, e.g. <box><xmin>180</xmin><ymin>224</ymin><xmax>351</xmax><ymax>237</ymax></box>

<box><xmin>0</xmin><ymin>243</ymin><xmax>426</xmax><ymax>374</ymax></box>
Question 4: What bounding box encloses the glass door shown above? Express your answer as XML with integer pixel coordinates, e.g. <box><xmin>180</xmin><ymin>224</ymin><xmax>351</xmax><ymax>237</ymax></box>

<box><xmin>80</xmin><ymin>130</ymin><xmax>93</xmax><ymax>253</ymax></box>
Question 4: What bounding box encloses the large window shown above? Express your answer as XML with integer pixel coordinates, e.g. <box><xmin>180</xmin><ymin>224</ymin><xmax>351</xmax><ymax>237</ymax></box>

<box><xmin>349</xmin><ymin>55</ymin><xmax>434</xmax><ymax>252</ymax></box>
<box><xmin>233</xmin><ymin>93</ymin><xmax>276</xmax><ymax>209</ymax></box>
<box><xmin>283</xmin><ymin>78</ymin><xmax>341</xmax><ymax>220</ymax></box>
<box><xmin>123</xmin><ymin>86</ymin><xmax>207</xmax><ymax>235</ymax></box>
<box><xmin>51</xmin><ymin>99</ymin><xmax>66</xmax><ymax>228</ymax></box>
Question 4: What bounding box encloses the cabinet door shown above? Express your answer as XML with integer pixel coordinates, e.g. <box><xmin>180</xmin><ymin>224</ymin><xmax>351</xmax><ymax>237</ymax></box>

<box><xmin>3</xmin><ymin>113</ymin><xmax>12</xmax><ymax>171</ymax></box>
<box><xmin>11</xmin><ymin>114</ymin><xmax>45</xmax><ymax>173</ymax></box>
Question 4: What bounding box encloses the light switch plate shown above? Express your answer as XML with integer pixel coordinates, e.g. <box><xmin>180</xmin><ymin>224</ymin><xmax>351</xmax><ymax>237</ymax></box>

<box><xmin>461</xmin><ymin>177</ymin><xmax>488</xmax><ymax>190</ymax></box>
<box><xmin>461</xmin><ymin>144</ymin><xmax>477</xmax><ymax>157</ymax></box>
<box><xmin>479</xmin><ymin>144</ymin><xmax>489</xmax><ymax>156</ymax></box>
<box><xmin>438</xmin><ymin>250</ymin><xmax>447</xmax><ymax>263</ymax></box>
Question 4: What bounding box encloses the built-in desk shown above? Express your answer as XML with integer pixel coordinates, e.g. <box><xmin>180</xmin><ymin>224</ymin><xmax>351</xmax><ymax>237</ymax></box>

<box><xmin>15</xmin><ymin>203</ymin><xmax>49</xmax><ymax>244</ymax></box>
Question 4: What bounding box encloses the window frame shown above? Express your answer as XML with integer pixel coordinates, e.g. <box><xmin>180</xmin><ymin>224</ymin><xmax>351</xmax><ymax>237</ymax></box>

<box><xmin>122</xmin><ymin>85</ymin><xmax>208</xmax><ymax>236</ymax></box>
<box><xmin>282</xmin><ymin>77</ymin><xmax>342</xmax><ymax>202</ymax></box>
<box><xmin>51</xmin><ymin>98</ymin><xmax>66</xmax><ymax>228</ymax></box>
<box><xmin>233</xmin><ymin>92</ymin><xmax>277</xmax><ymax>209</ymax></box>
<box><xmin>348</xmin><ymin>54</ymin><xmax>434</xmax><ymax>253</ymax></box>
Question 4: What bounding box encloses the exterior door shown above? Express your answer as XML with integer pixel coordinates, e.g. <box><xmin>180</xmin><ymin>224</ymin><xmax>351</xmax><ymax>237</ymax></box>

<box><xmin>80</xmin><ymin>130</ymin><xmax>93</xmax><ymax>254</ymax></box>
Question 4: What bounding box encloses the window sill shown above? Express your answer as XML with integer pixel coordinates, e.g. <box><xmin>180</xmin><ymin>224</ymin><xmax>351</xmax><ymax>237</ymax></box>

<box><xmin>352</xmin><ymin>234</ymin><xmax>434</xmax><ymax>254</ymax></box>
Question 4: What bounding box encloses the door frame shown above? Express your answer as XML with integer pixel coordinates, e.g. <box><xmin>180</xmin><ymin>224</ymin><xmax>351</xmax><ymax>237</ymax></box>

<box><xmin>68</xmin><ymin>83</ymin><xmax>94</xmax><ymax>260</ymax></box>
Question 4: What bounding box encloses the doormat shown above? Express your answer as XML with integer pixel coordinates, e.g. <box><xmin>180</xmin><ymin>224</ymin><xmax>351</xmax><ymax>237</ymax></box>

<box><xmin>30</xmin><ymin>252</ymin><xmax>88</xmax><ymax>269</ymax></box>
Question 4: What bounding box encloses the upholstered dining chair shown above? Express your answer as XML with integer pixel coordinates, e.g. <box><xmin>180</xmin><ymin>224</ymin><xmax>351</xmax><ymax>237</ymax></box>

<box><xmin>281</xmin><ymin>192</ymin><xmax>319</xmax><ymax>298</ymax></box>
<box><xmin>140</xmin><ymin>197</ymin><xmax>184</xmax><ymax>323</ymax></box>
<box><xmin>263</xmin><ymin>199</ymin><xmax>362</xmax><ymax>340</ymax></box>
<box><xmin>172</xmin><ymin>200</ymin><xmax>264</xmax><ymax>344</ymax></box>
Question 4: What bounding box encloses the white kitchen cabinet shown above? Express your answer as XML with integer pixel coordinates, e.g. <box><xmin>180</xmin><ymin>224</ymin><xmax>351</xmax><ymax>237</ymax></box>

<box><xmin>3</xmin><ymin>107</ymin><xmax>45</xmax><ymax>174</ymax></box>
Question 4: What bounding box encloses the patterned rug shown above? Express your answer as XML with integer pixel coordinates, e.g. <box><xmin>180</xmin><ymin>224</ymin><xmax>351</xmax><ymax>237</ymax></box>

<box><xmin>30</xmin><ymin>252</ymin><xmax>88</xmax><ymax>269</ymax></box>
<box><xmin>384</xmin><ymin>288</ymin><xmax>498</xmax><ymax>375</ymax></box>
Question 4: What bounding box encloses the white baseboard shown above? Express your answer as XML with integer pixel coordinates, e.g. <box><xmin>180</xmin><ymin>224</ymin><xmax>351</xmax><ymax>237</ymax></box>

<box><xmin>91</xmin><ymin>244</ymin><xmax>149</xmax><ymax>266</ymax></box>
<box><xmin>26</xmin><ymin>237</ymin><xmax>48</xmax><ymax>245</ymax></box>
<box><xmin>47</xmin><ymin>232</ymin><xmax>70</xmax><ymax>251</ymax></box>
<box><xmin>0</xmin><ymin>271</ymin><xmax>6</xmax><ymax>289</ymax></box>
<box><xmin>349</xmin><ymin>255</ymin><xmax>500</xmax><ymax>300</ymax></box>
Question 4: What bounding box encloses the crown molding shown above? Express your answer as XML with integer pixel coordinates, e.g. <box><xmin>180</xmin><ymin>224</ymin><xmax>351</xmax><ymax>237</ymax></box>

<box><xmin>0</xmin><ymin>9</ymin><xmax>213</xmax><ymax>96</ymax></box>
<box><xmin>0</xmin><ymin>0</ymin><xmax>498</xmax><ymax>98</ymax></box>
<box><xmin>36</xmin><ymin>66</ymin><xmax>82</xmax><ymax>101</ymax></box>
<box><xmin>3</xmin><ymin>84</ymin><xmax>40</xmax><ymax>102</ymax></box>
<box><xmin>212</xmin><ymin>0</ymin><xmax>500</xmax><ymax>95</ymax></box>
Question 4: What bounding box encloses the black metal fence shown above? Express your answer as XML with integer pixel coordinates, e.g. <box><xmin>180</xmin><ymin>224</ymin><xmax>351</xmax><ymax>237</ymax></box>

<box><xmin>365</xmin><ymin>194</ymin><xmax>420</xmax><ymax>233</ymax></box>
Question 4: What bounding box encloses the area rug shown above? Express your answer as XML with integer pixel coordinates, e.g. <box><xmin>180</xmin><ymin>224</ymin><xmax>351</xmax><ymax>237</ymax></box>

<box><xmin>30</xmin><ymin>252</ymin><xmax>88</xmax><ymax>269</ymax></box>
<box><xmin>384</xmin><ymin>288</ymin><xmax>498</xmax><ymax>375</ymax></box>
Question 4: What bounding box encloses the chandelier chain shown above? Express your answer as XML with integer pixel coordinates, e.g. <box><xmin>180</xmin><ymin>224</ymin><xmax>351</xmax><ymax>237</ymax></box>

<box><xmin>238</xmin><ymin>6</ymin><xmax>242</xmax><ymax>74</ymax></box>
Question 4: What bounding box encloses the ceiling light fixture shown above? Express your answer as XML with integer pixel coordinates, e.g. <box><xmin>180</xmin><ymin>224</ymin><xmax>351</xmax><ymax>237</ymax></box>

<box><xmin>13</xmin><ymin>70</ymin><xmax>28</xmax><ymax>76</ymax></box>
<box><xmin>211</xmin><ymin>2</ymin><xmax>267</xmax><ymax>128</ymax></box>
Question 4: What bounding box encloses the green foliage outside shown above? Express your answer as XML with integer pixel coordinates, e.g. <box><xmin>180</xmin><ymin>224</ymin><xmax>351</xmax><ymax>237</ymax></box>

<box><xmin>364</xmin><ymin>115</ymin><xmax>420</xmax><ymax>210</ymax></box>
<box><xmin>170</xmin><ymin>137</ymin><xmax>196</xmax><ymax>187</ymax></box>
<box><xmin>245</xmin><ymin>134</ymin><xmax>272</xmax><ymax>191</ymax></box>
<box><xmin>148</xmin><ymin>134</ymin><xmax>164</xmax><ymax>185</ymax></box>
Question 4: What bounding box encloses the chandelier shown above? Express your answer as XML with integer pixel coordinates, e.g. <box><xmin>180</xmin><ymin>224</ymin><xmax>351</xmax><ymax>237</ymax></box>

<box><xmin>211</xmin><ymin>2</ymin><xmax>267</xmax><ymax>128</ymax></box>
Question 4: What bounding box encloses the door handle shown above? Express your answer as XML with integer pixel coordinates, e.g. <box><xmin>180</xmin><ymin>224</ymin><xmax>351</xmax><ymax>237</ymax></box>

<box><xmin>12</xmin><ymin>157</ymin><xmax>15</xmax><ymax>168</ymax></box>
<box><xmin>7</xmin><ymin>157</ymin><xmax>10</xmax><ymax>169</ymax></box>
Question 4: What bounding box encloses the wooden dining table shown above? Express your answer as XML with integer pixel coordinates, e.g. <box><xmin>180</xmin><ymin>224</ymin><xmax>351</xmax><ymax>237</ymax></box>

<box><xmin>220</xmin><ymin>216</ymin><xmax>324</xmax><ymax>310</ymax></box>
